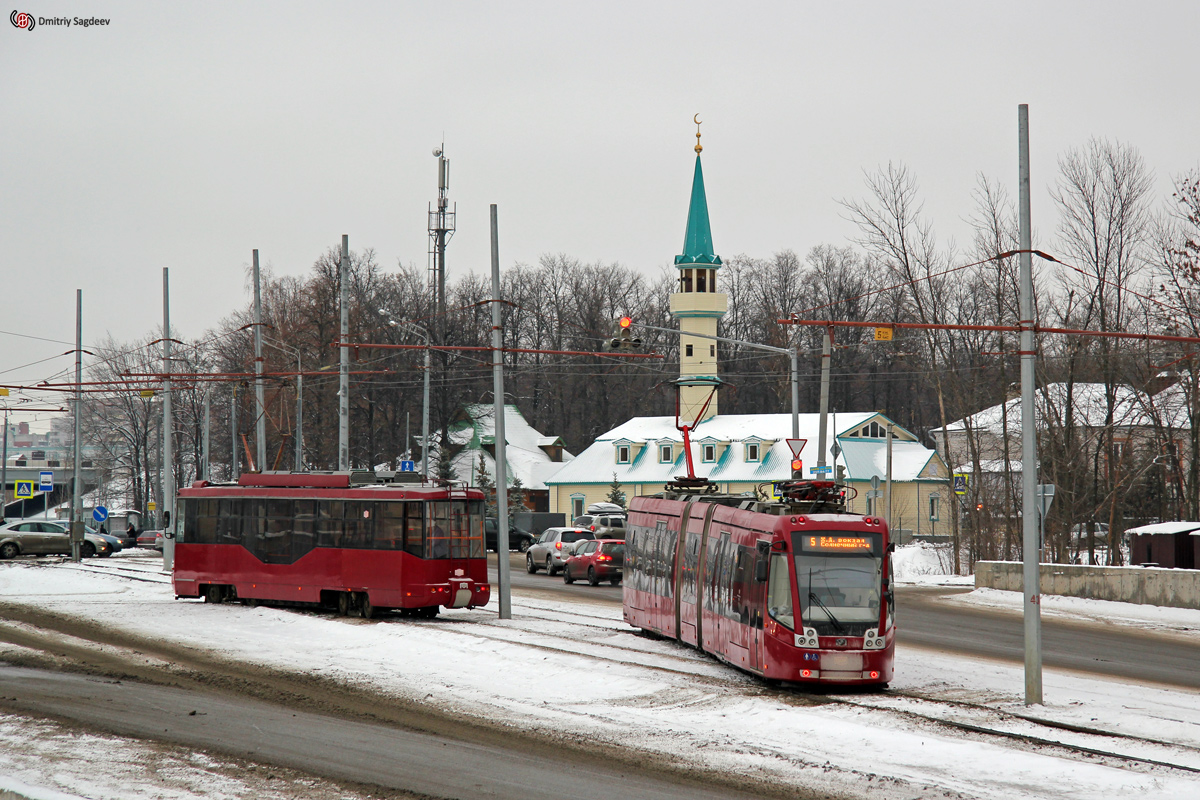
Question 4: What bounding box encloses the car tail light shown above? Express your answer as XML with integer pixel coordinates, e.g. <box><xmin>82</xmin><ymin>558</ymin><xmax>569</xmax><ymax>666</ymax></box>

<box><xmin>555</xmin><ymin>542</ymin><xmax>562</xmax><ymax>550</ymax></box>
<box><xmin>589</xmin><ymin>524</ymin><xmax>596</xmax><ymax>531</ymax></box>
<box><xmin>596</xmin><ymin>554</ymin><xmax>611</xmax><ymax>562</ymax></box>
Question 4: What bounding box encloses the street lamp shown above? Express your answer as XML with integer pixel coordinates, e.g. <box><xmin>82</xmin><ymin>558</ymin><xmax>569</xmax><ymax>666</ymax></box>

<box><xmin>386</xmin><ymin>319</ymin><xmax>431</xmax><ymax>480</ymax></box>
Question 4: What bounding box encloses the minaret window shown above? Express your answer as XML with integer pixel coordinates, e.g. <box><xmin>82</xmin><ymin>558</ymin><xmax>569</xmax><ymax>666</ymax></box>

<box><xmin>697</xmin><ymin>270</ymin><xmax>707</xmax><ymax>292</ymax></box>
<box><xmin>681</xmin><ymin>270</ymin><xmax>693</xmax><ymax>292</ymax></box>
<box><xmin>685</xmin><ymin>344</ymin><xmax>693</xmax><ymax>357</ymax></box>
<box><xmin>710</xmin><ymin>345</ymin><xmax>715</xmax><ymax>357</ymax></box>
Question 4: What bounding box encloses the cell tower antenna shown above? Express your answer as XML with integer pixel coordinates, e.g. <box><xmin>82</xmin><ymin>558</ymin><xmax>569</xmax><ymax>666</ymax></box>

<box><xmin>428</xmin><ymin>143</ymin><xmax>456</xmax><ymax>331</ymax></box>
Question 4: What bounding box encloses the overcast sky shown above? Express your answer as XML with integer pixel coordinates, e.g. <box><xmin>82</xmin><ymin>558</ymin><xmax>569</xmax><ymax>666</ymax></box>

<box><xmin>2</xmin><ymin>1</ymin><xmax>1198</xmax><ymax>425</ymax></box>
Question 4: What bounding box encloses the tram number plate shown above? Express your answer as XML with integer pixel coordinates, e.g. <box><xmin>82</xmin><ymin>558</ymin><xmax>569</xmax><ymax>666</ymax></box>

<box><xmin>822</xmin><ymin>653</ymin><xmax>863</xmax><ymax>671</ymax></box>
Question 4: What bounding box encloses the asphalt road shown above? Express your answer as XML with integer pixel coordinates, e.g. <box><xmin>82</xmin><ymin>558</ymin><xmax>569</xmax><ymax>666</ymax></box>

<box><xmin>493</xmin><ymin>553</ymin><xmax>1200</xmax><ymax>690</ymax></box>
<box><xmin>0</xmin><ymin>664</ymin><xmax>769</xmax><ymax>800</ymax></box>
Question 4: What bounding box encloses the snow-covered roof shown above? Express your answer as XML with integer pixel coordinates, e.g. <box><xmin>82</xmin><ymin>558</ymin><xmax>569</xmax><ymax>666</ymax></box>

<box><xmin>1125</xmin><ymin>521</ymin><xmax>1200</xmax><ymax>536</ymax></box>
<box><xmin>934</xmin><ymin>382</ymin><xmax>1192</xmax><ymax>436</ymax></box>
<box><xmin>953</xmin><ymin>459</ymin><xmax>1031</xmax><ymax>474</ymax></box>
<box><xmin>446</xmin><ymin>404</ymin><xmax>574</xmax><ymax>491</ymax></box>
<box><xmin>546</xmin><ymin>412</ymin><xmax>946</xmax><ymax>486</ymax></box>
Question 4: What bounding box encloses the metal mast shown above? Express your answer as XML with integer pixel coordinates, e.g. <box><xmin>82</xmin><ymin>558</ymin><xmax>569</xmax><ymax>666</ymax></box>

<box><xmin>428</xmin><ymin>146</ymin><xmax>456</xmax><ymax>332</ymax></box>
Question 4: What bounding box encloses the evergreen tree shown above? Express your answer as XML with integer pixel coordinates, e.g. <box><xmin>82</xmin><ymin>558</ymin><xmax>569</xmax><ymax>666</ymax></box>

<box><xmin>508</xmin><ymin>474</ymin><xmax>527</xmax><ymax>516</ymax></box>
<box><xmin>607</xmin><ymin>472</ymin><xmax>626</xmax><ymax>508</ymax></box>
<box><xmin>474</xmin><ymin>451</ymin><xmax>496</xmax><ymax>516</ymax></box>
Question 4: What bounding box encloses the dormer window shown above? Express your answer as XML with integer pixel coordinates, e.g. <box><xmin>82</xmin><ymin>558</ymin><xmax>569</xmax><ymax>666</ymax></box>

<box><xmin>745</xmin><ymin>442</ymin><xmax>760</xmax><ymax>462</ymax></box>
<box><xmin>616</xmin><ymin>445</ymin><xmax>630</xmax><ymax>464</ymax></box>
<box><xmin>702</xmin><ymin>444</ymin><xmax>716</xmax><ymax>463</ymax></box>
<box><xmin>859</xmin><ymin>421</ymin><xmax>886</xmax><ymax>438</ymax></box>
<box><xmin>660</xmin><ymin>444</ymin><xmax>673</xmax><ymax>463</ymax></box>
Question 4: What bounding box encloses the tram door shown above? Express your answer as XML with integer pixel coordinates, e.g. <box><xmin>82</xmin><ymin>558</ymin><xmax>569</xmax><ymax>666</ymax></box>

<box><xmin>748</xmin><ymin>541</ymin><xmax>768</xmax><ymax>670</ymax></box>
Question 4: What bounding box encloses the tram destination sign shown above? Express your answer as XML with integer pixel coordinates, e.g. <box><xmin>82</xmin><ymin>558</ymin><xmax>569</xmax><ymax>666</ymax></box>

<box><xmin>799</xmin><ymin>533</ymin><xmax>878</xmax><ymax>553</ymax></box>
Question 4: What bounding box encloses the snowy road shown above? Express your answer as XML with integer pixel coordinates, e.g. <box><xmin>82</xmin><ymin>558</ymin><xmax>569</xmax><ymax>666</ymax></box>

<box><xmin>2</xmin><ymin>552</ymin><xmax>1200</xmax><ymax>800</ymax></box>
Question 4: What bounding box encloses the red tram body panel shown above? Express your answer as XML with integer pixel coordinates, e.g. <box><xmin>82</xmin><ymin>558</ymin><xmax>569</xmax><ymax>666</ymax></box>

<box><xmin>624</xmin><ymin>481</ymin><xmax>894</xmax><ymax>686</ymax></box>
<box><xmin>172</xmin><ymin>472</ymin><xmax>490</xmax><ymax>615</ymax></box>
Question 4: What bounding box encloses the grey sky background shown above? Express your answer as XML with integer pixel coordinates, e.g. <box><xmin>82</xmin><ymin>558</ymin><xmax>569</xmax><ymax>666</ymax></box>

<box><xmin>2</xmin><ymin>1</ymin><xmax>1197</xmax><ymax>426</ymax></box>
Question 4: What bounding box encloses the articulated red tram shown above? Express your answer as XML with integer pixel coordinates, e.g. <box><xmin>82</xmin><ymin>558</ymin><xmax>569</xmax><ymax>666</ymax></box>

<box><xmin>173</xmin><ymin>471</ymin><xmax>490</xmax><ymax>618</ymax></box>
<box><xmin>624</xmin><ymin>479</ymin><xmax>894</xmax><ymax>686</ymax></box>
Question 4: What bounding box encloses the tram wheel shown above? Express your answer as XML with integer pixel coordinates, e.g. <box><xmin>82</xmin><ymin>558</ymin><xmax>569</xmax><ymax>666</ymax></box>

<box><xmin>587</xmin><ymin>567</ymin><xmax>599</xmax><ymax>586</ymax></box>
<box><xmin>337</xmin><ymin>592</ymin><xmax>351</xmax><ymax>616</ymax></box>
<box><xmin>205</xmin><ymin>585</ymin><xmax>223</xmax><ymax>604</ymax></box>
<box><xmin>358</xmin><ymin>593</ymin><xmax>374</xmax><ymax>620</ymax></box>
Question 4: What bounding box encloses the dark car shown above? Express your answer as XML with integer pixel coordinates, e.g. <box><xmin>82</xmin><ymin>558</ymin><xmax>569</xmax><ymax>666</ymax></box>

<box><xmin>484</xmin><ymin>518</ymin><xmax>536</xmax><ymax>552</ymax></box>
<box><xmin>563</xmin><ymin>539</ymin><xmax>625</xmax><ymax>586</ymax></box>
<box><xmin>86</xmin><ymin>526</ymin><xmax>123</xmax><ymax>555</ymax></box>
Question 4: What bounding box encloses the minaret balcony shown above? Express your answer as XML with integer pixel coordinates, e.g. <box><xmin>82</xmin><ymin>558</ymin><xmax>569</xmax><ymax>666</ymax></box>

<box><xmin>670</xmin><ymin>292</ymin><xmax>727</xmax><ymax>317</ymax></box>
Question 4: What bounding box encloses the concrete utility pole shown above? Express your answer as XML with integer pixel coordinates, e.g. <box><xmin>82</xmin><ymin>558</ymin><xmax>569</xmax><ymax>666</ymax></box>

<box><xmin>885</xmin><ymin>423</ymin><xmax>894</xmax><ymax>533</ymax></box>
<box><xmin>491</xmin><ymin>204</ymin><xmax>512</xmax><ymax>621</ymax></box>
<box><xmin>230</xmin><ymin>385</ymin><xmax>239</xmax><ymax>480</ymax></box>
<box><xmin>201</xmin><ymin>390</ymin><xmax>210</xmax><ymax>480</ymax></box>
<box><xmin>253</xmin><ymin>249</ymin><xmax>266</xmax><ymax>472</ymax></box>
<box><xmin>1</xmin><ymin>406</ymin><xmax>8</xmax><ymax>520</ymax></box>
<box><xmin>162</xmin><ymin>268</ymin><xmax>176</xmax><ymax>572</ymax></box>
<box><xmin>817</xmin><ymin>327</ymin><xmax>833</xmax><ymax>469</ymax></box>
<box><xmin>71</xmin><ymin>289</ymin><xmax>83</xmax><ymax>563</ymax></box>
<box><xmin>1018</xmin><ymin>103</ymin><xmax>1043</xmax><ymax>705</ymax></box>
<box><xmin>339</xmin><ymin>235</ymin><xmax>350</xmax><ymax>471</ymax></box>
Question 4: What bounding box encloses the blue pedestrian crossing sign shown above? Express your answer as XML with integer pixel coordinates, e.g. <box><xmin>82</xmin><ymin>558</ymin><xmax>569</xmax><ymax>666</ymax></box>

<box><xmin>953</xmin><ymin>473</ymin><xmax>969</xmax><ymax>495</ymax></box>
<box><xmin>399</xmin><ymin>460</ymin><xmax>415</xmax><ymax>472</ymax></box>
<box><xmin>14</xmin><ymin>480</ymin><xmax>34</xmax><ymax>499</ymax></box>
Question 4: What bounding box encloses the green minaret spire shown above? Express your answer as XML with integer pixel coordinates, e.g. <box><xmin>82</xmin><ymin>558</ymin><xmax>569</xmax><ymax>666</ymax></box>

<box><xmin>675</xmin><ymin>121</ymin><xmax>722</xmax><ymax>267</ymax></box>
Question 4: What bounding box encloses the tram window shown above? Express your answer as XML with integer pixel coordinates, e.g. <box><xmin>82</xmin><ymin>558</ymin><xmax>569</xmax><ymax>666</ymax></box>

<box><xmin>263</xmin><ymin>503</ymin><xmax>294</xmax><ymax>563</ymax></box>
<box><xmin>376</xmin><ymin>502</ymin><xmax>405</xmax><ymax>550</ymax></box>
<box><xmin>467</xmin><ymin>499</ymin><xmax>485</xmax><ymax>558</ymax></box>
<box><xmin>196</xmin><ymin>500</ymin><xmax>217</xmax><ymax>544</ymax></box>
<box><xmin>404</xmin><ymin>502</ymin><xmax>424</xmax><ymax>557</ymax></box>
<box><xmin>316</xmin><ymin>500</ymin><xmax>344</xmax><ymax>548</ymax></box>
<box><xmin>450</xmin><ymin>500</ymin><xmax>470</xmax><ymax>558</ymax></box>
<box><xmin>294</xmin><ymin>500</ymin><xmax>316</xmax><ymax>558</ymax></box>
<box><xmin>428</xmin><ymin>501</ymin><xmax>451</xmax><ymax>559</ymax></box>
<box><xmin>243</xmin><ymin>499</ymin><xmax>266</xmax><ymax>553</ymax></box>
<box><xmin>766</xmin><ymin>553</ymin><xmax>794</xmax><ymax>630</ymax></box>
<box><xmin>343</xmin><ymin>501</ymin><xmax>373</xmax><ymax>549</ymax></box>
<box><xmin>218</xmin><ymin>499</ymin><xmax>240</xmax><ymax>543</ymax></box>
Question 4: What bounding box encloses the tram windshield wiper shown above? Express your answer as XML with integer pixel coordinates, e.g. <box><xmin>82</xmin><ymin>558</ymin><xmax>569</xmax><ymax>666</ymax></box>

<box><xmin>807</xmin><ymin>568</ymin><xmax>845</xmax><ymax>633</ymax></box>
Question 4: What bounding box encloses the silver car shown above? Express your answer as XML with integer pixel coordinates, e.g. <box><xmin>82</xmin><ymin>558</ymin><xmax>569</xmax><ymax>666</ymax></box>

<box><xmin>0</xmin><ymin>519</ymin><xmax>112</xmax><ymax>559</ymax></box>
<box><xmin>525</xmin><ymin>527</ymin><xmax>595</xmax><ymax>576</ymax></box>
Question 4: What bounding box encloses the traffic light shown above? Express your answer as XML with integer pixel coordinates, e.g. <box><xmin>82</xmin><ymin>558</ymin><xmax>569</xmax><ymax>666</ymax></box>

<box><xmin>791</xmin><ymin>457</ymin><xmax>804</xmax><ymax>478</ymax></box>
<box><xmin>604</xmin><ymin>317</ymin><xmax>642</xmax><ymax>351</ymax></box>
<box><xmin>976</xmin><ymin>502</ymin><xmax>984</xmax><ymax>512</ymax></box>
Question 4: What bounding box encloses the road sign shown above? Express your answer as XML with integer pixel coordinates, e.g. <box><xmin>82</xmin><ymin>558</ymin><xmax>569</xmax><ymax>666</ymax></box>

<box><xmin>874</xmin><ymin>327</ymin><xmax>894</xmax><ymax>341</ymax></box>
<box><xmin>93</xmin><ymin>506</ymin><xmax>109</xmax><ymax>523</ymax></box>
<box><xmin>0</xmin><ymin>388</ymin><xmax>8</xmax><ymax>396</ymax></box>
<box><xmin>785</xmin><ymin>438</ymin><xmax>807</xmax><ymax>458</ymax></box>
<box><xmin>148</xmin><ymin>501</ymin><xmax>157</xmax><ymax>511</ymax></box>
<box><xmin>809</xmin><ymin>465</ymin><xmax>833</xmax><ymax>474</ymax></box>
<box><xmin>871</xmin><ymin>475</ymin><xmax>881</xmax><ymax>490</ymax></box>
<box><xmin>15</xmin><ymin>480</ymin><xmax>34</xmax><ymax>499</ymax></box>
<box><xmin>399</xmin><ymin>460</ymin><xmax>415</xmax><ymax>472</ymax></box>
<box><xmin>953</xmin><ymin>473</ymin><xmax>969</xmax><ymax>495</ymax></box>
<box><xmin>139</xmin><ymin>390</ymin><xmax>155</xmax><ymax>398</ymax></box>
<box><xmin>1036</xmin><ymin>484</ymin><xmax>1056</xmax><ymax>518</ymax></box>
<box><xmin>39</xmin><ymin>471</ymin><xmax>53</xmax><ymax>491</ymax></box>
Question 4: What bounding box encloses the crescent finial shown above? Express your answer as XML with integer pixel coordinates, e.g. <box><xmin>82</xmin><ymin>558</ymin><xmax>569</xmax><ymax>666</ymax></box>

<box><xmin>694</xmin><ymin>114</ymin><xmax>703</xmax><ymax>154</ymax></box>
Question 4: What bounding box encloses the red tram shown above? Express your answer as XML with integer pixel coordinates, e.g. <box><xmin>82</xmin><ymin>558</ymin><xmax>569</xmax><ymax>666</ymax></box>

<box><xmin>173</xmin><ymin>471</ymin><xmax>490</xmax><ymax>618</ymax></box>
<box><xmin>624</xmin><ymin>479</ymin><xmax>894</xmax><ymax>686</ymax></box>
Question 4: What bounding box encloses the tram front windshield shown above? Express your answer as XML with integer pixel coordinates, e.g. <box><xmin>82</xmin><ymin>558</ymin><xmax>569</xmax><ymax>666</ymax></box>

<box><xmin>792</xmin><ymin>531</ymin><xmax>883</xmax><ymax>635</ymax></box>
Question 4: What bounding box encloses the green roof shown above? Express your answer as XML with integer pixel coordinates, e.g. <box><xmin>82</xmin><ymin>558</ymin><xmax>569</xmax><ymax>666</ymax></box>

<box><xmin>674</xmin><ymin>155</ymin><xmax>722</xmax><ymax>267</ymax></box>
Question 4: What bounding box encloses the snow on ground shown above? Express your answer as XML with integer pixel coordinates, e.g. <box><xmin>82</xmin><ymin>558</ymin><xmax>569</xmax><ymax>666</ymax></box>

<box><xmin>1</xmin><ymin>551</ymin><xmax>1199</xmax><ymax>800</ymax></box>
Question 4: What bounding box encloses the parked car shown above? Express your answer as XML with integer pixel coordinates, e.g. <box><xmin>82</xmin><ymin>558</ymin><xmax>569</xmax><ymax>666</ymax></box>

<box><xmin>0</xmin><ymin>520</ymin><xmax>112</xmax><ymax>559</ymax></box>
<box><xmin>562</xmin><ymin>539</ymin><xmax>625</xmax><ymax>586</ymax></box>
<box><xmin>526</xmin><ymin>527</ymin><xmax>595</xmax><ymax>575</ymax></box>
<box><xmin>484</xmin><ymin>518</ymin><xmax>536</xmax><ymax>552</ymax></box>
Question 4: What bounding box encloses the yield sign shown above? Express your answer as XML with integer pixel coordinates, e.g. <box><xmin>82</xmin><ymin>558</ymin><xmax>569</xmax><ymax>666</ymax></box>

<box><xmin>786</xmin><ymin>439</ymin><xmax>807</xmax><ymax>458</ymax></box>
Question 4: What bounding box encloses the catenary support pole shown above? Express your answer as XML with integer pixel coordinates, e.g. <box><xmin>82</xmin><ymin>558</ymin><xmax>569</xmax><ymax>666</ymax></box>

<box><xmin>422</xmin><ymin>330</ymin><xmax>431</xmax><ymax>480</ymax></box>
<box><xmin>162</xmin><ymin>268</ymin><xmax>175</xmax><ymax>572</ymax></box>
<box><xmin>253</xmin><ymin>250</ymin><xmax>266</xmax><ymax>472</ymax></box>
<box><xmin>885</xmin><ymin>423</ymin><xmax>893</xmax><ymax>532</ymax></box>
<box><xmin>1018</xmin><ymin>103</ymin><xmax>1043</xmax><ymax>705</ymax></box>
<box><xmin>71</xmin><ymin>289</ymin><xmax>83</xmax><ymax>562</ymax></box>
<box><xmin>818</xmin><ymin>326</ymin><xmax>832</xmax><ymax>468</ymax></box>
<box><xmin>202</xmin><ymin>390</ymin><xmax>210</xmax><ymax>480</ymax></box>
<box><xmin>339</xmin><ymin>235</ymin><xmax>350</xmax><ymax>471</ymax></box>
<box><xmin>491</xmin><ymin>204</ymin><xmax>511</xmax><ymax>620</ymax></box>
<box><xmin>295</xmin><ymin>370</ymin><xmax>303</xmax><ymax>471</ymax></box>
<box><xmin>1</xmin><ymin>407</ymin><xmax>8</xmax><ymax>521</ymax></box>
<box><xmin>230</xmin><ymin>386</ymin><xmax>238</xmax><ymax>480</ymax></box>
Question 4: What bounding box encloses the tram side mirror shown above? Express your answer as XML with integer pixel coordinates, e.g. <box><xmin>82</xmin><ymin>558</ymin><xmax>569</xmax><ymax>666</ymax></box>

<box><xmin>754</xmin><ymin>541</ymin><xmax>770</xmax><ymax>582</ymax></box>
